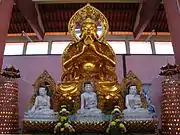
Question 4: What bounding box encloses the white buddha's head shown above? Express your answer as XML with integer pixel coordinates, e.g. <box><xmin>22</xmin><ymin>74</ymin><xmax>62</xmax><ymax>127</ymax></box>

<box><xmin>84</xmin><ymin>81</ymin><xmax>94</xmax><ymax>93</ymax></box>
<box><xmin>38</xmin><ymin>86</ymin><xmax>47</xmax><ymax>96</ymax></box>
<box><xmin>129</xmin><ymin>85</ymin><xmax>137</xmax><ymax>95</ymax></box>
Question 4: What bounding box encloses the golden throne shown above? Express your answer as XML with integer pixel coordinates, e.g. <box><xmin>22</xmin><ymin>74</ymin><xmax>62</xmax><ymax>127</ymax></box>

<box><xmin>54</xmin><ymin>4</ymin><xmax>124</xmax><ymax>113</ymax></box>
<box><xmin>29</xmin><ymin>70</ymin><xmax>56</xmax><ymax>109</ymax></box>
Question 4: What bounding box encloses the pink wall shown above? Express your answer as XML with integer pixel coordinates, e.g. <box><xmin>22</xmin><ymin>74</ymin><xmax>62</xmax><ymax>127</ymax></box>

<box><xmin>150</xmin><ymin>76</ymin><xmax>163</xmax><ymax>127</ymax></box>
<box><xmin>116</xmin><ymin>55</ymin><xmax>123</xmax><ymax>82</ymax></box>
<box><xmin>2</xmin><ymin>55</ymin><xmax>175</xmax><ymax>128</ymax></box>
<box><xmin>126</xmin><ymin>55</ymin><xmax>175</xmax><ymax>83</ymax></box>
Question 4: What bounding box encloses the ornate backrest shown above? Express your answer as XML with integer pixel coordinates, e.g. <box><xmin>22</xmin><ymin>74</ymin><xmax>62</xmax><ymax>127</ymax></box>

<box><xmin>121</xmin><ymin>71</ymin><xmax>148</xmax><ymax>109</ymax></box>
<box><xmin>29</xmin><ymin>70</ymin><xmax>56</xmax><ymax>109</ymax></box>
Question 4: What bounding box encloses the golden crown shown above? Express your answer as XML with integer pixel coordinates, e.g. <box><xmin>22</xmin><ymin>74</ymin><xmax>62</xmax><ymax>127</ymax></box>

<box><xmin>81</xmin><ymin>17</ymin><xmax>97</xmax><ymax>25</ymax></box>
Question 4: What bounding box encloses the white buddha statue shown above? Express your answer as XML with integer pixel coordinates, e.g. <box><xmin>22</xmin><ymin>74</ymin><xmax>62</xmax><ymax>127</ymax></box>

<box><xmin>123</xmin><ymin>85</ymin><xmax>153</xmax><ymax>121</ymax></box>
<box><xmin>24</xmin><ymin>86</ymin><xmax>58</xmax><ymax>121</ymax></box>
<box><xmin>75</xmin><ymin>81</ymin><xmax>103</xmax><ymax>122</ymax></box>
<box><xmin>77</xmin><ymin>81</ymin><xmax>102</xmax><ymax>115</ymax></box>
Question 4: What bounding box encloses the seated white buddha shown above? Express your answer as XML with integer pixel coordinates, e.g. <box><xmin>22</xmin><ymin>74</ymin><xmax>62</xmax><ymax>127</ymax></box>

<box><xmin>75</xmin><ymin>81</ymin><xmax>103</xmax><ymax>122</ymax></box>
<box><xmin>24</xmin><ymin>86</ymin><xmax>58</xmax><ymax>121</ymax></box>
<box><xmin>77</xmin><ymin>81</ymin><xmax>102</xmax><ymax>115</ymax></box>
<box><xmin>123</xmin><ymin>85</ymin><xmax>153</xmax><ymax>120</ymax></box>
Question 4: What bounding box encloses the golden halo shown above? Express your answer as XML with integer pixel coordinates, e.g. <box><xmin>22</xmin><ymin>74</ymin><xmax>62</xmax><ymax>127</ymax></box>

<box><xmin>121</xmin><ymin>71</ymin><xmax>142</xmax><ymax>93</ymax></box>
<box><xmin>68</xmin><ymin>3</ymin><xmax>109</xmax><ymax>42</ymax></box>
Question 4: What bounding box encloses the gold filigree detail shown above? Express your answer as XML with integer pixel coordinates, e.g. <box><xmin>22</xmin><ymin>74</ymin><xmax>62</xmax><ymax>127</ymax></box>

<box><xmin>123</xmin><ymin>120</ymin><xmax>158</xmax><ymax>132</ymax></box>
<box><xmin>121</xmin><ymin>71</ymin><xmax>142</xmax><ymax>93</ymax></box>
<box><xmin>22</xmin><ymin>120</ymin><xmax>158</xmax><ymax>133</ymax></box>
<box><xmin>55</xmin><ymin>81</ymin><xmax>82</xmax><ymax>112</ymax></box>
<box><xmin>22</xmin><ymin>120</ymin><xmax>56</xmax><ymax>133</ymax></box>
<box><xmin>68</xmin><ymin>3</ymin><xmax>109</xmax><ymax>42</ymax></box>
<box><xmin>29</xmin><ymin>70</ymin><xmax>56</xmax><ymax>108</ymax></box>
<box><xmin>33</xmin><ymin>70</ymin><xmax>56</xmax><ymax>92</ymax></box>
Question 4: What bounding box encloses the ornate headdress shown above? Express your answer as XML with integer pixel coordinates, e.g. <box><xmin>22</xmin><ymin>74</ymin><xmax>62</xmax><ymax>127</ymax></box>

<box><xmin>81</xmin><ymin>17</ymin><xmax>97</xmax><ymax>25</ymax></box>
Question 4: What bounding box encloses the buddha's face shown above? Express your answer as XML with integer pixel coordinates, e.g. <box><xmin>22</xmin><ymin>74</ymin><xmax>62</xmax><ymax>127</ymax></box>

<box><xmin>81</xmin><ymin>18</ymin><xmax>97</xmax><ymax>38</ymax></box>
<box><xmin>39</xmin><ymin>87</ymin><xmax>47</xmax><ymax>96</ymax></box>
<box><xmin>129</xmin><ymin>86</ymin><xmax>137</xmax><ymax>95</ymax></box>
<box><xmin>84</xmin><ymin>83</ymin><xmax>93</xmax><ymax>92</ymax></box>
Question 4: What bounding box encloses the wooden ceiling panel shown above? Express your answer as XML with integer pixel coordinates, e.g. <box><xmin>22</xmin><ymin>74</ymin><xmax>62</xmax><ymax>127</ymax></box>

<box><xmin>145</xmin><ymin>4</ymin><xmax>168</xmax><ymax>32</ymax></box>
<box><xmin>8</xmin><ymin>3</ymin><xmax>168</xmax><ymax>34</ymax></box>
<box><xmin>38</xmin><ymin>3</ymin><xmax>140</xmax><ymax>32</ymax></box>
<box><xmin>9</xmin><ymin>5</ymin><xmax>33</xmax><ymax>34</ymax></box>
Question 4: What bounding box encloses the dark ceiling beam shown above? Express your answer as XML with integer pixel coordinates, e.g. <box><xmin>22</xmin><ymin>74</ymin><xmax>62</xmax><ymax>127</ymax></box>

<box><xmin>133</xmin><ymin>0</ymin><xmax>162</xmax><ymax>39</ymax></box>
<box><xmin>133</xmin><ymin>3</ymin><xmax>143</xmax><ymax>32</ymax></box>
<box><xmin>35</xmin><ymin>4</ymin><xmax>45</xmax><ymax>34</ymax></box>
<box><xmin>32</xmin><ymin>0</ymin><xmax>145</xmax><ymax>4</ymax></box>
<box><xmin>16</xmin><ymin>0</ymin><xmax>44</xmax><ymax>40</ymax></box>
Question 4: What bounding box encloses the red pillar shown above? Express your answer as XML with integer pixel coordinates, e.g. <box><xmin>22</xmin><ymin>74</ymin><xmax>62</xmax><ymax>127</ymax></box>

<box><xmin>0</xmin><ymin>0</ymin><xmax>14</xmax><ymax>71</ymax></box>
<box><xmin>164</xmin><ymin>0</ymin><xmax>180</xmax><ymax>65</ymax></box>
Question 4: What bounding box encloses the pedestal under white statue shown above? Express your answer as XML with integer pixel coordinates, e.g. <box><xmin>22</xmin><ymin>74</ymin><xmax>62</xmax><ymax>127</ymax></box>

<box><xmin>24</xmin><ymin>86</ymin><xmax>58</xmax><ymax>121</ymax></box>
<box><xmin>75</xmin><ymin>81</ymin><xmax>104</xmax><ymax>122</ymax></box>
<box><xmin>123</xmin><ymin>85</ymin><xmax>153</xmax><ymax>121</ymax></box>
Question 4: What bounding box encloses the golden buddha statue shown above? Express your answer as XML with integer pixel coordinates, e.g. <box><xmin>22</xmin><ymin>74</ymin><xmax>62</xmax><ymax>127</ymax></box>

<box><xmin>62</xmin><ymin>17</ymin><xmax>116</xmax><ymax>82</ymax></box>
<box><xmin>55</xmin><ymin>4</ymin><xmax>123</xmax><ymax>112</ymax></box>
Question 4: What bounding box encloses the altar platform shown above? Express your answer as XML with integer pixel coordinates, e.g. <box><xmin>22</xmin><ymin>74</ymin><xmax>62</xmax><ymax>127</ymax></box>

<box><xmin>22</xmin><ymin>120</ymin><xmax>158</xmax><ymax>134</ymax></box>
<box><xmin>21</xmin><ymin>4</ymin><xmax>159</xmax><ymax>135</ymax></box>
